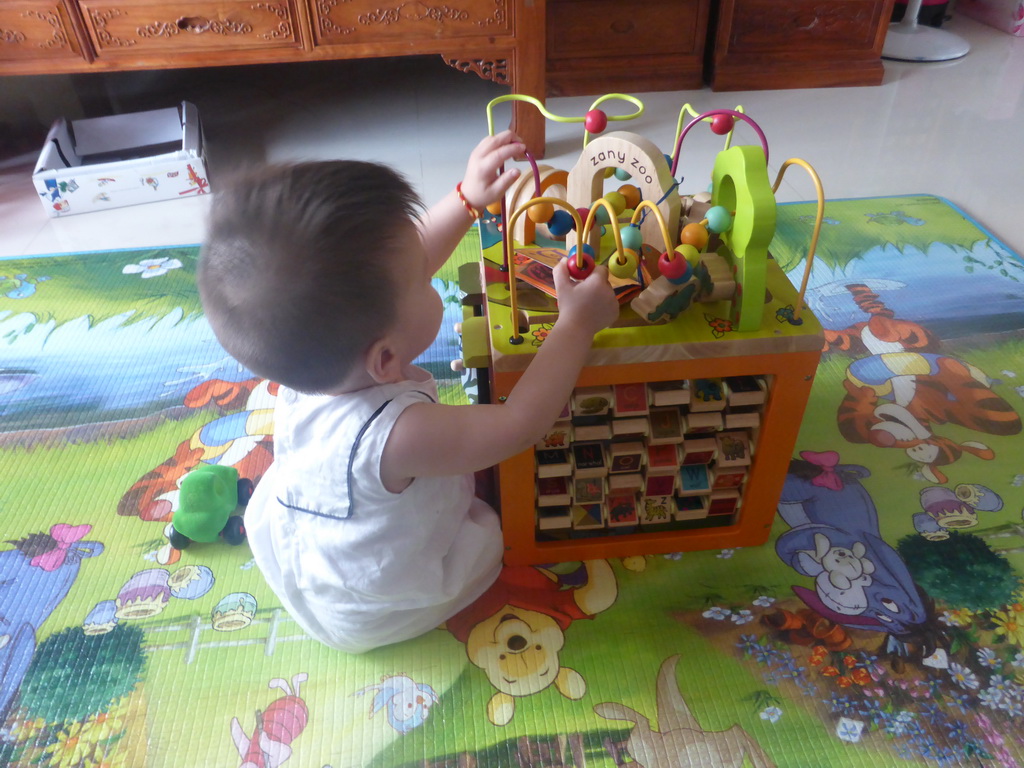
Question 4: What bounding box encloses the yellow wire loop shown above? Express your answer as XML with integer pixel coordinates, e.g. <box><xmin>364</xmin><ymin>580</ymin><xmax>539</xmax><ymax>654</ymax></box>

<box><xmin>771</xmin><ymin>158</ymin><xmax>824</xmax><ymax>323</ymax></box>
<box><xmin>505</xmin><ymin>198</ymin><xmax>584</xmax><ymax>343</ymax></box>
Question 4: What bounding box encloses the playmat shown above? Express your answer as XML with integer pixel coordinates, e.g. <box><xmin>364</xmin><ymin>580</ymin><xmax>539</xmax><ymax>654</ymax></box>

<box><xmin>2</xmin><ymin>194</ymin><xmax>1024</xmax><ymax>768</ymax></box>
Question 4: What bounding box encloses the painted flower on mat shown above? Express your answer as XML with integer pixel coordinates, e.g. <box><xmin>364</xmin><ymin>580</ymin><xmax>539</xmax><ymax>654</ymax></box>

<box><xmin>949</xmin><ymin>662</ymin><xmax>980</xmax><ymax>690</ymax></box>
<box><xmin>122</xmin><ymin>257</ymin><xmax>183</xmax><ymax>279</ymax></box>
<box><xmin>42</xmin><ymin>721</ymin><xmax>92</xmax><ymax>768</ymax></box>
<box><xmin>992</xmin><ymin>610</ymin><xmax>1024</xmax><ymax>647</ymax></box>
<box><xmin>703</xmin><ymin>606</ymin><xmax>732</xmax><ymax>620</ymax></box>
<box><xmin>760</xmin><ymin>705</ymin><xmax>783</xmax><ymax>723</ymax></box>
<box><xmin>977</xmin><ymin>647</ymin><xmax>1000</xmax><ymax>669</ymax></box>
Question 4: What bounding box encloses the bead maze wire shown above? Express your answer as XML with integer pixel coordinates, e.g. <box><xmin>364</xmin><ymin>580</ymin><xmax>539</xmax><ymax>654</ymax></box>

<box><xmin>771</xmin><ymin>158</ymin><xmax>825</xmax><ymax>323</ymax></box>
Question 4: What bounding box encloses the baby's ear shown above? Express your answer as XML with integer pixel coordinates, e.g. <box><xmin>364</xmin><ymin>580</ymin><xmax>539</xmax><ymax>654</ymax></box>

<box><xmin>365</xmin><ymin>336</ymin><xmax>402</xmax><ymax>384</ymax></box>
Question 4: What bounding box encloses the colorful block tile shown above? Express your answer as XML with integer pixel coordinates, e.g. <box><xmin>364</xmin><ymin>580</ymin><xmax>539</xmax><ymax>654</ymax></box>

<box><xmin>680</xmin><ymin>437</ymin><xmax>717</xmax><ymax>465</ymax></box>
<box><xmin>607</xmin><ymin>494</ymin><xmax>640</xmax><ymax>527</ymax></box>
<box><xmin>573</xmin><ymin>476</ymin><xmax>606</xmax><ymax>504</ymax></box>
<box><xmin>678</xmin><ymin>464</ymin><xmax>711</xmax><ymax>496</ymax></box>
<box><xmin>716</xmin><ymin>430</ymin><xmax>752</xmax><ymax>467</ymax></box>
<box><xmin>724</xmin><ymin>375</ymin><xmax>768</xmax><ymax>407</ymax></box>
<box><xmin>640</xmin><ymin>496</ymin><xmax>676</xmax><ymax>526</ymax></box>
<box><xmin>609</xmin><ymin>441</ymin><xmax>645</xmax><ymax>474</ymax></box>
<box><xmin>537</xmin><ymin>505</ymin><xmax>572</xmax><ymax>530</ymax></box>
<box><xmin>688</xmin><ymin>378</ymin><xmax>726</xmax><ymax>411</ymax></box>
<box><xmin>571</xmin><ymin>503</ymin><xmax>605</xmax><ymax>530</ymax></box>
<box><xmin>536</xmin><ymin>448</ymin><xmax>572</xmax><ymax>478</ymax></box>
<box><xmin>646</xmin><ymin>443</ymin><xmax>680</xmax><ymax>475</ymax></box>
<box><xmin>649</xmin><ymin>406</ymin><xmax>684</xmax><ymax>445</ymax></box>
<box><xmin>648</xmin><ymin>380</ymin><xmax>690</xmax><ymax>407</ymax></box>
<box><xmin>572</xmin><ymin>441</ymin><xmax>607</xmax><ymax>478</ymax></box>
<box><xmin>573</xmin><ymin>386</ymin><xmax>613</xmax><ymax>416</ymax></box>
<box><xmin>613</xmin><ymin>382</ymin><xmax>650</xmax><ymax>416</ymax></box>
<box><xmin>644</xmin><ymin>473</ymin><xmax>676</xmax><ymax>498</ymax></box>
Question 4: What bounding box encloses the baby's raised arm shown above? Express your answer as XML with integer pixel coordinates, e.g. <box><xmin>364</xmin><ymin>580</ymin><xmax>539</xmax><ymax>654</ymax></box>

<box><xmin>419</xmin><ymin>131</ymin><xmax>524</xmax><ymax>275</ymax></box>
<box><xmin>381</xmin><ymin>260</ymin><xmax>620</xmax><ymax>488</ymax></box>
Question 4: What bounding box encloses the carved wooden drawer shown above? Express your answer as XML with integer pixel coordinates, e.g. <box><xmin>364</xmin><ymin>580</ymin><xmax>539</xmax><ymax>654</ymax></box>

<box><xmin>710</xmin><ymin>0</ymin><xmax>892</xmax><ymax>90</ymax></box>
<box><xmin>78</xmin><ymin>0</ymin><xmax>302</xmax><ymax>56</ymax></box>
<box><xmin>548</xmin><ymin>0</ymin><xmax>702</xmax><ymax>59</ymax></box>
<box><xmin>545</xmin><ymin>0</ymin><xmax>709</xmax><ymax>96</ymax></box>
<box><xmin>311</xmin><ymin>0</ymin><xmax>512</xmax><ymax>48</ymax></box>
<box><xmin>0</xmin><ymin>1</ymin><xmax>88</xmax><ymax>62</ymax></box>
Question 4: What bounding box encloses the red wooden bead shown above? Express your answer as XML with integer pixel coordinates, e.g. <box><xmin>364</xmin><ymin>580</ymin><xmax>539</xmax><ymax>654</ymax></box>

<box><xmin>710</xmin><ymin>114</ymin><xmax>735</xmax><ymax>135</ymax></box>
<box><xmin>566</xmin><ymin>252</ymin><xmax>596</xmax><ymax>280</ymax></box>
<box><xmin>658</xmin><ymin>251</ymin><xmax>692</xmax><ymax>283</ymax></box>
<box><xmin>585</xmin><ymin>109</ymin><xmax>608</xmax><ymax>134</ymax></box>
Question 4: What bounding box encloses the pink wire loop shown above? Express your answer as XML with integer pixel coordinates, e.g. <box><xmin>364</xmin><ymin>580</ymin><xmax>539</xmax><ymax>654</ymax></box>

<box><xmin>669</xmin><ymin>110</ymin><xmax>769</xmax><ymax>177</ymax></box>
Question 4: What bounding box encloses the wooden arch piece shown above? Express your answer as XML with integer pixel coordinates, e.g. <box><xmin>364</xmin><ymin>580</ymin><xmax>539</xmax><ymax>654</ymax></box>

<box><xmin>565</xmin><ymin>132</ymin><xmax>680</xmax><ymax>256</ymax></box>
<box><xmin>711</xmin><ymin>144</ymin><xmax>776</xmax><ymax>332</ymax></box>
<box><xmin>506</xmin><ymin>166</ymin><xmax>570</xmax><ymax>245</ymax></box>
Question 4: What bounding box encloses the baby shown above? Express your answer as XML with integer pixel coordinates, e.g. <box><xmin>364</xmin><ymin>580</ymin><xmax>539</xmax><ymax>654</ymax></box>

<box><xmin>198</xmin><ymin>132</ymin><xmax>619</xmax><ymax>654</ymax></box>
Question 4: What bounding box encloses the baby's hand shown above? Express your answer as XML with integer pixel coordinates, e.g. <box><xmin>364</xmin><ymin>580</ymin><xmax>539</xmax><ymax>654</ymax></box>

<box><xmin>553</xmin><ymin>259</ymin><xmax>620</xmax><ymax>338</ymax></box>
<box><xmin>460</xmin><ymin>131</ymin><xmax>525</xmax><ymax>211</ymax></box>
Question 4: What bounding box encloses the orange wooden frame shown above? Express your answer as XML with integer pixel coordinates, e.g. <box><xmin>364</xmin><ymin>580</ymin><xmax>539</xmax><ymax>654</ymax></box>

<box><xmin>492</xmin><ymin>348</ymin><xmax>820</xmax><ymax>565</ymax></box>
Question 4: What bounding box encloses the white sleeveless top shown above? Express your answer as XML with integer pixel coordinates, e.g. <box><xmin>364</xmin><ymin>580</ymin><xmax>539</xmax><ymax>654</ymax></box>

<box><xmin>245</xmin><ymin>367</ymin><xmax>503</xmax><ymax>654</ymax></box>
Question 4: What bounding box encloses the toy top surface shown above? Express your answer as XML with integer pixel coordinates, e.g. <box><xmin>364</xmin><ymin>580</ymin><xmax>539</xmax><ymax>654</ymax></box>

<box><xmin>478</xmin><ymin>226</ymin><xmax>823</xmax><ymax>374</ymax></box>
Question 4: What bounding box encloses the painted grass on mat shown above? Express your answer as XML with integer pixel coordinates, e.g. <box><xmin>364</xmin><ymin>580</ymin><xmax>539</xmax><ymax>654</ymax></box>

<box><xmin>1</xmin><ymin>247</ymin><xmax>202</xmax><ymax>327</ymax></box>
<box><xmin>772</xmin><ymin>195</ymin><xmax>1003</xmax><ymax>275</ymax></box>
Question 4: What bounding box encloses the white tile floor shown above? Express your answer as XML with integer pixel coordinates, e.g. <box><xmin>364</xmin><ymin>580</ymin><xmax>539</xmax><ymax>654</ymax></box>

<box><xmin>1</xmin><ymin>14</ymin><xmax>1022</xmax><ymax>260</ymax></box>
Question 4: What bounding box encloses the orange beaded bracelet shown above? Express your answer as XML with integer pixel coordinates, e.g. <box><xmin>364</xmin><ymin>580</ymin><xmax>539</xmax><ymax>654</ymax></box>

<box><xmin>456</xmin><ymin>182</ymin><xmax>480</xmax><ymax>220</ymax></box>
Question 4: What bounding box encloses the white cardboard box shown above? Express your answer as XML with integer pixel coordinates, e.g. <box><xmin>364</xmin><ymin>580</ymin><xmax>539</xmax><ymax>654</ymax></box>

<box><xmin>32</xmin><ymin>101</ymin><xmax>210</xmax><ymax>217</ymax></box>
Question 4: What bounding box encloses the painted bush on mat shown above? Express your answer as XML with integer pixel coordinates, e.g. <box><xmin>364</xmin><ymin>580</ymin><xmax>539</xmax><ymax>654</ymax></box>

<box><xmin>898</xmin><ymin>532</ymin><xmax>1018</xmax><ymax>610</ymax></box>
<box><xmin>19</xmin><ymin>625</ymin><xmax>146</xmax><ymax>724</ymax></box>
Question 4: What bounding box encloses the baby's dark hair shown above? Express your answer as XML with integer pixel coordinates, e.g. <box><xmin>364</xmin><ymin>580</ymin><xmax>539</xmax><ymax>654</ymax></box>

<box><xmin>199</xmin><ymin>161</ymin><xmax>423</xmax><ymax>393</ymax></box>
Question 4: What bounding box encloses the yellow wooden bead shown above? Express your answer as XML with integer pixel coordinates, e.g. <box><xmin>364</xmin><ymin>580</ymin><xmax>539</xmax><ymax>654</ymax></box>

<box><xmin>618</xmin><ymin>184</ymin><xmax>641</xmax><ymax>210</ymax></box>
<box><xmin>676</xmin><ymin>243</ymin><xmax>701</xmax><ymax>263</ymax></box>
<box><xmin>486</xmin><ymin>201</ymin><xmax>503</xmax><ymax>215</ymax></box>
<box><xmin>680</xmin><ymin>222</ymin><xmax>710</xmax><ymax>250</ymax></box>
<box><xmin>608</xmin><ymin>249</ymin><xmax>638</xmax><ymax>279</ymax></box>
<box><xmin>527</xmin><ymin>201</ymin><xmax>555</xmax><ymax>223</ymax></box>
<box><xmin>603</xmin><ymin>191</ymin><xmax>627</xmax><ymax>216</ymax></box>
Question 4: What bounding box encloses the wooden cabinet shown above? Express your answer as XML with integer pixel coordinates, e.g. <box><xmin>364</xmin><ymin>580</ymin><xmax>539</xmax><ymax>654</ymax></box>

<box><xmin>0</xmin><ymin>1</ymin><xmax>90</xmax><ymax>64</ymax></box>
<box><xmin>710</xmin><ymin>0</ymin><xmax>896</xmax><ymax>90</ymax></box>
<box><xmin>0</xmin><ymin>0</ymin><xmax>548</xmax><ymax>156</ymax></box>
<box><xmin>546</xmin><ymin>0</ymin><xmax>710</xmax><ymax>96</ymax></box>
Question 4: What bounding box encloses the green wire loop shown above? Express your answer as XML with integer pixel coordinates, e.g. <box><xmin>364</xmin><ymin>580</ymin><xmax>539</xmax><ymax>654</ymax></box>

<box><xmin>486</xmin><ymin>93</ymin><xmax>645</xmax><ymax>147</ymax></box>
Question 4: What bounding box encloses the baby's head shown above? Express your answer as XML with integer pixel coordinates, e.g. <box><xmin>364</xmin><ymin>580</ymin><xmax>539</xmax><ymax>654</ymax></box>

<box><xmin>199</xmin><ymin>161</ymin><xmax>423</xmax><ymax>393</ymax></box>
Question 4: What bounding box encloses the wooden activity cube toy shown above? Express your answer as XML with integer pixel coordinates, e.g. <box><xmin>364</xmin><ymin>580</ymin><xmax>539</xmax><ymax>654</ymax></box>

<box><xmin>459</xmin><ymin>97</ymin><xmax>825</xmax><ymax>565</ymax></box>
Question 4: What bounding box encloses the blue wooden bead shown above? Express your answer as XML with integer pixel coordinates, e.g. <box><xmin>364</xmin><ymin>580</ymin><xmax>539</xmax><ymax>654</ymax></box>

<box><xmin>548</xmin><ymin>210</ymin><xmax>574</xmax><ymax>236</ymax></box>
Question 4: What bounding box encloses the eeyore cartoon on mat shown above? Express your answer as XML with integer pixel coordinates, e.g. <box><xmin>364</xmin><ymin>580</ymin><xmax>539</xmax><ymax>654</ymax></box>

<box><xmin>776</xmin><ymin>451</ymin><xmax>946</xmax><ymax>665</ymax></box>
<box><xmin>0</xmin><ymin>524</ymin><xmax>104</xmax><ymax>719</ymax></box>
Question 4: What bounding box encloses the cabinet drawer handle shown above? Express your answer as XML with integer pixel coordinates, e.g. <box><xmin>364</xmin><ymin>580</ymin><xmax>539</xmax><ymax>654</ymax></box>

<box><xmin>177</xmin><ymin>16</ymin><xmax>211</xmax><ymax>33</ymax></box>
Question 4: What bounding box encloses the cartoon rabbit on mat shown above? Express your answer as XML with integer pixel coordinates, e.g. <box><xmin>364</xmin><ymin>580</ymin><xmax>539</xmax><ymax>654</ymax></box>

<box><xmin>595</xmin><ymin>655</ymin><xmax>775</xmax><ymax>767</ymax></box>
<box><xmin>230</xmin><ymin>672</ymin><xmax>309</xmax><ymax>768</ymax></box>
